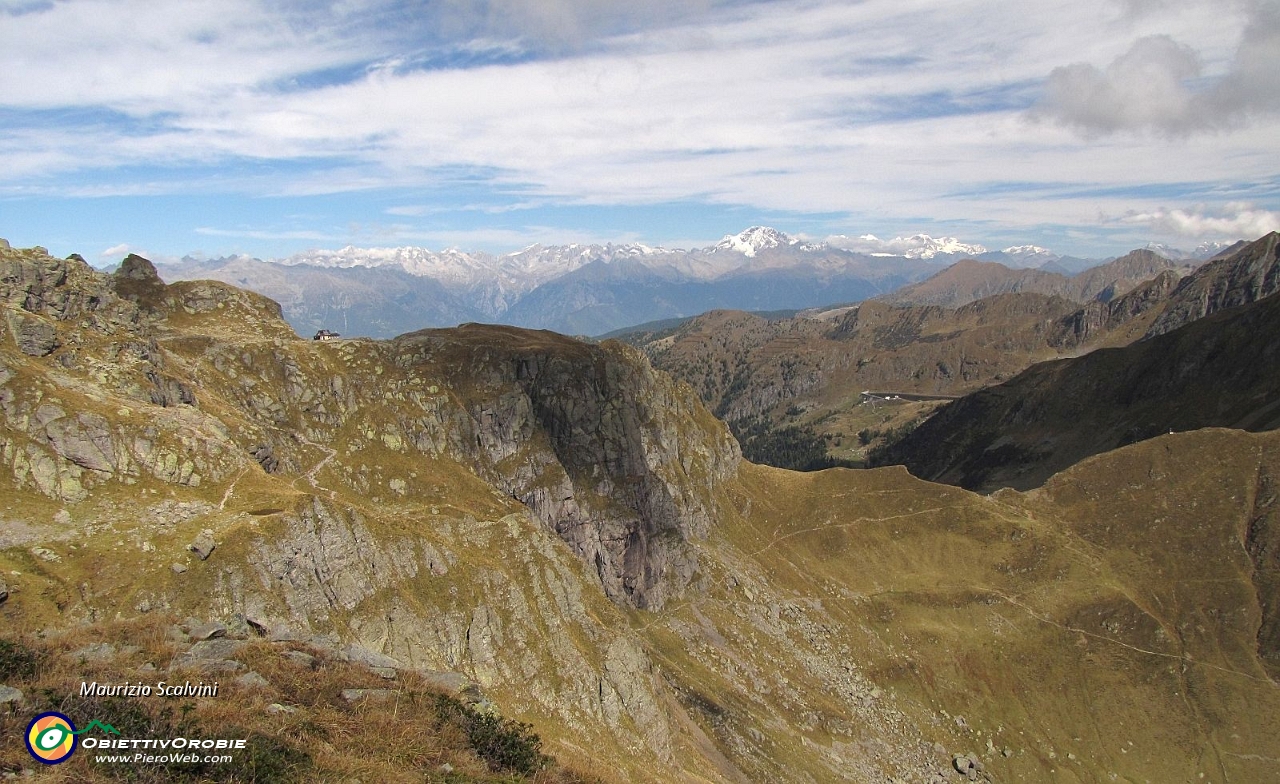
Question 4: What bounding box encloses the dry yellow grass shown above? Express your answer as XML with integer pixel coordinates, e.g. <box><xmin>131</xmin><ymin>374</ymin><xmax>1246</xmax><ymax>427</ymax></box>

<box><xmin>0</xmin><ymin>615</ymin><xmax>606</xmax><ymax>783</ymax></box>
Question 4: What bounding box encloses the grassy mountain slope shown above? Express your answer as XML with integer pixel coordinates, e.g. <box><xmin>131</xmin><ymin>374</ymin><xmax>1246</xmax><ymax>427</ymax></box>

<box><xmin>635</xmin><ymin>292</ymin><xmax>1123</xmax><ymax>469</ymax></box>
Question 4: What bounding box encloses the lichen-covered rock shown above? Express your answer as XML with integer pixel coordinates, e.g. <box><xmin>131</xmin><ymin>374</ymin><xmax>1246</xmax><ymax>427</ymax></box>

<box><xmin>246</xmin><ymin>497</ymin><xmax>422</xmax><ymax>623</ymax></box>
<box><xmin>189</xmin><ymin>529</ymin><xmax>216</xmax><ymax>560</ymax></box>
<box><xmin>7</xmin><ymin>311</ymin><xmax>58</xmax><ymax>356</ymax></box>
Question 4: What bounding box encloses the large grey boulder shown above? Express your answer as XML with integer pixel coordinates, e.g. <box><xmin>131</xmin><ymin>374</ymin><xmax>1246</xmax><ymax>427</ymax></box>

<box><xmin>189</xmin><ymin>529</ymin><xmax>216</xmax><ymax>560</ymax></box>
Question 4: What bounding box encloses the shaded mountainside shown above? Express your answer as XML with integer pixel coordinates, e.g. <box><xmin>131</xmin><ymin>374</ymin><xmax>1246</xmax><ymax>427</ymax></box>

<box><xmin>634</xmin><ymin>287</ymin><xmax>1162</xmax><ymax>470</ymax></box>
<box><xmin>633</xmin><ymin>237</ymin><xmax>1275</xmax><ymax>472</ymax></box>
<box><xmin>875</xmin><ymin>274</ymin><xmax>1280</xmax><ymax>492</ymax></box>
<box><xmin>4</xmin><ymin>240</ymin><xmax>1280</xmax><ymax>781</ymax></box>
<box><xmin>1146</xmin><ymin>230</ymin><xmax>1280</xmax><ymax>336</ymax></box>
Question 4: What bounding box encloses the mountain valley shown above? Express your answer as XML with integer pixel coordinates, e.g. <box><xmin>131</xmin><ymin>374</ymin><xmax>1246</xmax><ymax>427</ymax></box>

<box><xmin>621</xmin><ymin>240</ymin><xmax>1241</xmax><ymax>470</ymax></box>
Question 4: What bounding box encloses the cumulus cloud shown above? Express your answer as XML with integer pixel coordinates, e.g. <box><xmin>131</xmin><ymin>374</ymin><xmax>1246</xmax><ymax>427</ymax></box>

<box><xmin>1114</xmin><ymin>203</ymin><xmax>1280</xmax><ymax>237</ymax></box>
<box><xmin>1033</xmin><ymin>2</ymin><xmax>1280</xmax><ymax>135</ymax></box>
<box><xmin>96</xmin><ymin>243</ymin><xmax>182</xmax><ymax>266</ymax></box>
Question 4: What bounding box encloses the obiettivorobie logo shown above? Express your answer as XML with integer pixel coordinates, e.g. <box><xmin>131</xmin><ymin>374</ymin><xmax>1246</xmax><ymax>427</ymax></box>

<box><xmin>24</xmin><ymin>711</ymin><xmax>246</xmax><ymax>767</ymax></box>
<box><xmin>25</xmin><ymin>713</ymin><xmax>117</xmax><ymax>764</ymax></box>
<box><xmin>24</xmin><ymin>713</ymin><xmax>121</xmax><ymax>764</ymax></box>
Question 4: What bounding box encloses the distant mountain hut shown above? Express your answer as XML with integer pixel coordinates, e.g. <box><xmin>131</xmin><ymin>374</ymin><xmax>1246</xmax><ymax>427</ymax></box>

<box><xmin>313</xmin><ymin>329</ymin><xmax>341</xmax><ymax>341</ymax></box>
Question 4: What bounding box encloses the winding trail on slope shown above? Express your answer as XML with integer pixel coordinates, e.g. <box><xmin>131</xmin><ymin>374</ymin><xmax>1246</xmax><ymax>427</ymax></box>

<box><xmin>747</xmin><ymin>506</ymin><xmax>951</xmax><ymax>557</ymax></box>
<box><xmin>738</xmin><ymin>505</ymin><xmax>1279</xmax><ymax>688</ymax></box>
<box><xmin>293</xmin><ymin>435</ymin><xmax>339</xmax><ymax>499</ymax></box>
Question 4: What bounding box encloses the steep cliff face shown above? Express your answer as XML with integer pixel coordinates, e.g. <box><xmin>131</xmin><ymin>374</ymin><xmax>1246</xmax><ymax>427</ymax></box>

<box><xmin>0</xmin><ymin>242</ymin><xmax>738</xmax><ymax>778</ymax></box>
<box><xmin>0</xmin><ymin>243</ymin><xmax>738</xmax><ymax>612</ymax></box>
<box><xmin>1048</xmin><ymin>268</ymin><xmax>1181</xmax><ymax>348</ymax></box>
<box><xmin>397</xmin><ymin>325</ymin><xmax>740</xmax><ymax>609</ymax></box>
<box><xmin>1146</xmin><ymin>231</ymin><xmax>1280</xmax><ymax>336</ymax></box>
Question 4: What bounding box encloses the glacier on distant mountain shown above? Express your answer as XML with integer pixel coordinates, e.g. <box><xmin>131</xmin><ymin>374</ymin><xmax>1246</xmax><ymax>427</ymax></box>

<box><xmin>825</xmin><ymin>233</ymin><xmax>988</xmax><ymax>259</ymax></box>
<box><xmin>711</xmin><ymin>226</ymin><xmax>802</xmax><ymax>257</ymax></box>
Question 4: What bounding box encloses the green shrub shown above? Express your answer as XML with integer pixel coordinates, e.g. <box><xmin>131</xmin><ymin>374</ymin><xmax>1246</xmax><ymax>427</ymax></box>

<box><xmin>433</xmin><ymin>694</ymin><xmax>550</xmax><ymax>777</ymax></box>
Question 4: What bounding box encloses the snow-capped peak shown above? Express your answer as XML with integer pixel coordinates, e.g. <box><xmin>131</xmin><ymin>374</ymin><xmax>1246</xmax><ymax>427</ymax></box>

<box><xmin>1002</xmin><ymin>245</ymin><xmax>1055</xmax><ymax>257</ymax></box>
<box><xmin>713</xmin><ymin>226</ymin><xmax>797</xmax><ymax>257</ymax></box>
<box><xmin>826</xmin><ymin>233</ymin><xmax>987</xmax><ymax>259</ymax></box>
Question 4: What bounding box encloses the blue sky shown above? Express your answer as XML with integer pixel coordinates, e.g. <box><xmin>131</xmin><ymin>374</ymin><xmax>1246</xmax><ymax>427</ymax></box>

<box><xmin>1</xmin><ymin>0</ymin><xmax>1278</xmax><ymax>264</ymax></box>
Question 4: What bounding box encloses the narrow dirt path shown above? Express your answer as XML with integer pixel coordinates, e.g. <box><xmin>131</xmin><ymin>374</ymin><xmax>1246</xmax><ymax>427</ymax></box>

<box><xmin>218</xmin><ymin>468</ymin><xmax>248</xmax><ymax>510</ymax></box>
<box><xmin>292</xmin><ymin>435</ymin><xmax>339</xmax><ymax>499</ymax></box>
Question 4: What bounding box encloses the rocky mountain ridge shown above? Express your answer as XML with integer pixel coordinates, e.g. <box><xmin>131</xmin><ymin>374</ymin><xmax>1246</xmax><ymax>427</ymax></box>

<box><xmin>160</xmin><ymin>228</ymin><xmax>943</xmax><ymax>337</ymax></box>
<box><xmin>875</xmin><ymin>232</ymin><xmax>1280</xmax><ymax>491</ymax></box>
<box><xmin>154</xmin><ymin>229</ymin><xmax>1243</xmax><ymax>339</ymax></box>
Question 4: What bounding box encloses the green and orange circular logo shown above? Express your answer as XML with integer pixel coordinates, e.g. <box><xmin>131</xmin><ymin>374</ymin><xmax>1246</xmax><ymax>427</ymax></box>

<box><xmin>25</xmin><ymin>712</ymin><xmax>78</xmax><ymax>764</ymax></box>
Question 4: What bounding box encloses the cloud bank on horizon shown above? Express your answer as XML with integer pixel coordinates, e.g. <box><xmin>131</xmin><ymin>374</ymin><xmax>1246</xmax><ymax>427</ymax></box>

<box><xmin>0</xmin><ymin>0</ymin><xmax>1277</xmax><ymax>261</ymax></box>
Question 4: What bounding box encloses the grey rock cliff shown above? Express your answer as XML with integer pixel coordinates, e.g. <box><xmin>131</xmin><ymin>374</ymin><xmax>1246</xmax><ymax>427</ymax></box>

<box><xmin>1146</xmin><ymin>232</ymin><xmax>1280</xmax><ymax>337</ymax></box>
<box><xmin>399</xmin><ymin>325</ymin><xmax>740</xmax><ymax>610</ymax></box>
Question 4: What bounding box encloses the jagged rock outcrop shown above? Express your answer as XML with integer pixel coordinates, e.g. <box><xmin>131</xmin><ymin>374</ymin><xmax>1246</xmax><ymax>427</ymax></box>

<box><xmin>1245</xmin><ymin>463</ymin><xmax>1280</xmax><ymax>675</ymax></box>
<box><xmin>3</xmin><ymin>244</ymin><xmax>741</xmax><ymax>611</ymax></box>
<box><xmin>1146</xmin><ymin>231</ymin><xmax>1280</xmax><ymax>337</ymax></box>
<box><xmin>399</xmin><ymin>325</ymin><xmax>740</xmax><ymax>610</ymax></box>
<box><xmin>1049</xmin><ymin>268</ymin><xmax>1182</xmax><ymax>347</ymax></box>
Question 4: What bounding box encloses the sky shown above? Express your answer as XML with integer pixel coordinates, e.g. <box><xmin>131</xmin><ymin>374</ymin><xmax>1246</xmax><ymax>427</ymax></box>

<box><xmin>1</xmin><ymin>0</ymin><xmax>1278</xmax><ymax>265</ymax></box>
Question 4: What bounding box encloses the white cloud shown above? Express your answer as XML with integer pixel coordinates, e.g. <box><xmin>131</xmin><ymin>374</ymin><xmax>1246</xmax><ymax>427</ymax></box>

<box><xmin>0</xmin><ymin>0</ymin><xmax>1276</xmax><ymax>256</ymax></box>
<box><xmin>1113</xmin><ymin>203</ymin><xmax>1280</xmax><ymax>238</ymax></box>
<box><xmin>95</xmin><ymin>242</ymin><xmax>181</xmax><ymax>266</ymax></box>
<box><xmin>1033</xmin><ymin>2</ymin><xmax>1280</xmax><ymax>135</ymax></box>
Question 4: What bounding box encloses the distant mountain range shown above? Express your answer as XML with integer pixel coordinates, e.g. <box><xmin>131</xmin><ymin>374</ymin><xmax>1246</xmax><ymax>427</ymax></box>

<box><xmin>153</xmin><ymin>228</ymin><xmax>1240</xmax><ymax>338</ymax></box>
<box><xmin>615</xmin><ymin>235</ymin><xmax>1263</xmax><ymax>471</ymax></box>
